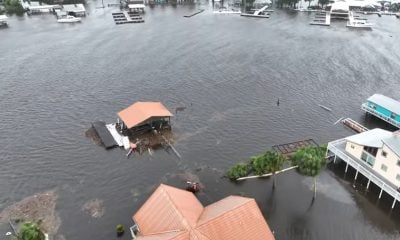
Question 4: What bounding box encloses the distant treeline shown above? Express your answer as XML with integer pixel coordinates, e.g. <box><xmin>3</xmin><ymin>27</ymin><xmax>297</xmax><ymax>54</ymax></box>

<box><xmin>4</xmin><ymin>0</ymin><xmax>25</xmax><ymax>15</ymax></box>
<box><xmin>24</xmin><ymin>0</ymin><xmax>86</xmax><ymax>5</ymax></box>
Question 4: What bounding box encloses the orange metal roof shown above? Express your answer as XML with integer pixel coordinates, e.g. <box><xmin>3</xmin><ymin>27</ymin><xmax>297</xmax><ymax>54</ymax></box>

<box><xmin>134</xmin><ymin>184</ymin><xmax>275</xmax><ymax>240</ymax></box>
<box><xmin>117</xmin><ymin>102</ymin><xmax>173</xmax><ymax>129</ymax></box>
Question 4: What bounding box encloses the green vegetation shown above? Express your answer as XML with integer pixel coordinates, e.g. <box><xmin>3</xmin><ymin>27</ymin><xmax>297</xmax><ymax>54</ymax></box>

<box><xmin>291</xmin><ymin>145</ymin><xmax>327</xmax><ymax>199</ymax></box>
<box><xmin>116</xmin><ymin>224</ymin><xmax>125</xmax><ymax>236</ymax></box>
<box><xmin>318</xmin><ymin>0</ymin><xmax>329</xmax><ymax>8</ymax></box>
<box><xmin>226</xmin><ymin>163</ymin><xmax>251</xmax><ymax>181</ymax></box>
<box><xmin>13</xmin><ymin>222</ymin><xmax>45</xmax><ymax>240</ymax></box>
<box><xmin>4</xmin><ymin>0</ymin><xmax>24</xmax><ymax>16</ymax></box>
<box><xmin>251</xmin><ymin>151</ymin><xmax>286</xmax><ymax>189</ymax></box>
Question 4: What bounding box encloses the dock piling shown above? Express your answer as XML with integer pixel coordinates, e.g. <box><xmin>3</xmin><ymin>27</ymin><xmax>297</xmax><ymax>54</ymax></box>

<box><xmin>345</xmin><ymin>162</ymin><xmax>349</xmax><ymax>173</ymax></box>
<box><xmin>379</xmin><ymin>188</ymin><xmax>383</xmax><ymax>199</ymax></box>
<box><xmin>392</xmin><ymin>199</ymin><xmax>396</xmax><ymax>209</ymax></box>
<box><xmin>366</xmin><ymin>179</ymin><xmax>371</xmax><ymax>189</ymax></box>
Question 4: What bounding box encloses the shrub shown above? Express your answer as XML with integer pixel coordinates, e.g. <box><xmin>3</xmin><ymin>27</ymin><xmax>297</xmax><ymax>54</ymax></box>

<box><xmin>226</xmin><ymin>163</ymin><xmax>250</xmax><ymax>180</ymax></box>
<box><xmin>116</xmin><ymin>224</ymin><xmax>124</xmax><ymax>236</ymax></box>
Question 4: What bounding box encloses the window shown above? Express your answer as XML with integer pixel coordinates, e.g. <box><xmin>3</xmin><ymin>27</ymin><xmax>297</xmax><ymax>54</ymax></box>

<box><xmin>391</xmin><ymin>112</ymin><xmax>397</xmax><ymax>119</ymax></box>
<box><xmin>371</xmin><ymin>103</ymin><xmax>376</xmax><ymax>109</ymax></box>
<box><xmin>351</xmin><ymin>145</ymin><xmax>355</xmax><ymax>149</ymax></box>
<box><xmin>397</xmin><ymin>174</ymin><xmax>400</xmax><ymax>182</ymax></box>
<box><xmin>381</xmin><ymin>164</ymin><xmax>388</xmax><ymax>172</ymax></box>
<box><xmin>397</xmin><ymin>159</ymin><xmax>400</xmax><ymax>167</ymax></box>
<box><xmin>363</xmin><ymin>146</ymin><xmax>378</xmax><ymax>157</ymax></box>
<box><xmin>382</xmin><ymin>151</ymin><xmax>387</xmax><ymax>157</ymax></box>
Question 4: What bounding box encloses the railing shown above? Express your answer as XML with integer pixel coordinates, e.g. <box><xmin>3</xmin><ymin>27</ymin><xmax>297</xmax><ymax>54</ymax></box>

<box><xmin>361</xmin><ymin>104</ymin><xmax>400</xmax><ymax>128</ymax></box>
<box><xmin>328</xmin><ymin>140</ymin><xmax>400</xmax><ymax>201</ymax></box>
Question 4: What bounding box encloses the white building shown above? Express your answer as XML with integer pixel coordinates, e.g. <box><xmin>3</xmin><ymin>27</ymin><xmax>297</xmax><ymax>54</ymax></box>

<box><xmin>345</xmin><ymin>129</ymin><xmax>400</xmax><ymax>186</ymax></box>
<box><xmin>328</xmin><ymin>128</ymin><xmax>400</xmax><ymax>208</ymax></box>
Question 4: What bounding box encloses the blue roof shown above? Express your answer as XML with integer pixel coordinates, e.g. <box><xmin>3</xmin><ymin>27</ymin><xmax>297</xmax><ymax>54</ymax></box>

<box><xmin>367</xmin><ymin>94</ymin><xmax>400</xmax><ymax>115</ymax></box>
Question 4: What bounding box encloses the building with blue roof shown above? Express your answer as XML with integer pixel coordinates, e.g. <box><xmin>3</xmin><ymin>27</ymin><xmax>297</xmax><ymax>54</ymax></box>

<box><xmin>361</xmin><ymin>94</ymin><xmax>400</xmax><ymax>128</ymax></box>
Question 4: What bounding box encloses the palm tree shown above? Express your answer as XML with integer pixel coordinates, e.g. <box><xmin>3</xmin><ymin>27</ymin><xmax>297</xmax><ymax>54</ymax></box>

<box><xmin>291</xmin><ymin>145</ymin><xmax>326</xmax><ymax>199</ymax></box>
<box><xmin>251</xmin><ymin>151</ymin><xmax>286</xmax><ymax>189</ymax></box>
<box><xmin>18</xmin><ymin>222</ymin><xmax>45</xmax><ymax>240</ymax></box>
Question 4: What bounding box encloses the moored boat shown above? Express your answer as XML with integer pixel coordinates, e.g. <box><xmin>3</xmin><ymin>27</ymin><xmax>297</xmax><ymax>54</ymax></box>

<box><xmin>57</xmin><ymin>15</ymin><xmax>81</xmax><ymax>23</ymax></box>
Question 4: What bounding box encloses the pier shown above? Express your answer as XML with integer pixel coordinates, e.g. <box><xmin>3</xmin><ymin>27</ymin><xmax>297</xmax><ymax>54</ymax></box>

<box><xmin>112</xmin><ymin>11</ymin><xmax>144</xmax><ymax>24</ymax></box>
<box><xmin>310</xmin><ymin>11</ymin><xmax>331</xmax><ymax>26</ymax></box>
<box><xmin>328</xmin><ymin>138</ymin><xmax>400</xmax><ymax>209</ymax></box>
<box><xmin>183</xmin><ymin>9</ymin><xmax>205</xmax><ymax>18</ymax></box>
<box><xmin>341</xmin><ymin>118</ymin><xmax>369</xmax><ymax>133</ymax></box>
<box><xmin>272</xmin><ymin>139</ymin><xmax>318</xmax><ymax>156</ymax></box>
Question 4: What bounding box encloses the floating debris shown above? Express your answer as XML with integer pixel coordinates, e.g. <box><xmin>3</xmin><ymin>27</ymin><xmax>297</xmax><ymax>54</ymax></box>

<box><xmin>82</xmin><ymin>199</ymin><xmax>105</xmax><ymax>218</ymax></box>
<box><xmin>318</xmin><ymin>104</ymin><xmax>332</xmax><ymax>112</ymax></box>
<box><xmin>0</xmin><ymin>191</ymin><xmax>60</xmax><ymax>236</ymax></box>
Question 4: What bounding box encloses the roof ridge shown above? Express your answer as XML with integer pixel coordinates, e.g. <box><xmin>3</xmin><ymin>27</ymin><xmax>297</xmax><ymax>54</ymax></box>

<box><xmin>195</xmin><ymin>196</ymin><xmax>253</xmax><ymax>229</ymax></box>
<box><xmin>160</xmin><ymin>184</ymin><xmax>192</xmax><ymax>231</ymax></box>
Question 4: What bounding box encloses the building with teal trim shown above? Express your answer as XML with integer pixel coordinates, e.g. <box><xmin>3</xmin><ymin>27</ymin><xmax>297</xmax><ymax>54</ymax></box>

<box><xmin>362</xmin><ymin>94</ymin><xmax>400</xmax><ymax>128</ymax></box>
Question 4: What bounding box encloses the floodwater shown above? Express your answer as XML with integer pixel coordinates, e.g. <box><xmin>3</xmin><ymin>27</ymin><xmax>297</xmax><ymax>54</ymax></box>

<box><xmin>1</xmin><ymin>2</ymin><xmax>400</xmax><ymax>239</ymax></box>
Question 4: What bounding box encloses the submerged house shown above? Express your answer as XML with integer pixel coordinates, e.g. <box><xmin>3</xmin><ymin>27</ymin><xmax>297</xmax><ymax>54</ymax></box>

<box><xmin>117</xmin><ymin>101</ymin><xmax>173</xmax><ymax>136</ymax></box>
<box><xmin>327</xmin><ymin>128</ymin><xmax>400</xmax><ymax>208</ymax></box>
<box><xmin>361</xmin><ymin>94</ymin><xmax>400</xmax><ymax>128</ymax></box>
<box><xmin>131</xmin><ymin>184</ymin><xmax>275</xmax><ymax>240</ymax></box>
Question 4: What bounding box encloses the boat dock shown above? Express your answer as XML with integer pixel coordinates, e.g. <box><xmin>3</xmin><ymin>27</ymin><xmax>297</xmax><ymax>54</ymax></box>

<box><xmin>328</xmin><ymin>138</ymin><xmax>400</xmax><ymax>209</ymax></box>
<box><xmin>240</xmin><ymin>13</ymin><xmax>269</xmax><ymax>18</ymax></box>
<box><xmin>310</xmin><ymin>11</ymin><xmax>330</xmax><ymax>26</ymax></box>
<box><xmin>240</xmin><ymin>5</ymin><xmax>270</xmax><ymax>18</ymax></box>
<box><xmin>341</xmin><ymin>118</ymin><xmax>369</xmax><ymax>133</ymax></box>
<box><xmin>183</xmin><ymin>9</ymin><xmax>204</xmax><ymax>18</ymax></box>
<box><xmin>92</xmin><ymin>121</ymin><xmax>118</xmax><ymax>149</ymax></box>
<box><xmin>272</xmin><ymin>139</ymin><xmax>318</xmax><ymax>156</ymax></box>
<box><xmin>112</xmin><ymin>11</ymin><xmax>144</xmax><ymax>24</ymax></box>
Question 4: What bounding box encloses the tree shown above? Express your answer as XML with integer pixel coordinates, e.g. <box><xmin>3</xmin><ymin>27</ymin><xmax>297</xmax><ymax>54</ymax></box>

<box><xmin>318</xmin><ymin>0</ymin><xmax>329</xmax><ymax>8</ymax></box>
<box><xmin>4</xmin><ymin>0</ymin><xmax>25</xmax><ymax>16</ymax></box>
<box><xmin>305</xmin><ymin>0</ymin><xmax>312</xmax><ymax>7</ymax></box>
<box><xmin>18</xmin><ymin>222</ymin><xmax>45</xmax><ymax>240</ymax></box>
<box><xmin>251</xmin><ymin>151</ymin><xmax>286</xmax><ymax>189</ymax></box>
<box><xmin>291</xmin><ymin>145</ymin><xmax>327</xmax><ymax>199</ymax></box>
<box><xmin>226</xmin><ymin>163</ymin><xmax>251</xmax><ymax>181</ymax></box>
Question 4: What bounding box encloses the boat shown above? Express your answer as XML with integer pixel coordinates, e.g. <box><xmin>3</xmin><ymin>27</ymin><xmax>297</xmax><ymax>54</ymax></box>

<box><xmin>57</xmin><ymin>15</ymin><xmax>81</xmax><ymax>23</ymax></box>
<box><xmin>346</xmin><ymin>11</ymin><xmax>372</xmax><ymax>29</ymax></box>
<box><xmin>346</xmin><ymin>19</ymin><xmax>372</xmax><ymax>29</ymax></box>
<box><xmin>0</xmin><ymin>15</ymin><xmax>8</xmax><ymax>27</ymax></box>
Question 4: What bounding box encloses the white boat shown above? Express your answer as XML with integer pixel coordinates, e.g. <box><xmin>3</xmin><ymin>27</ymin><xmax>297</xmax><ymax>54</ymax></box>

<box><xmin>57</xmin><ymin>15</ymin><xmax>81</xmax><ymax>23</ymax></box>
<box><xmin>347</xmin><ymin>11</ymin><xmax>372</xmax><ymax>29</ymax></box>
<box><xmin>346</xmin><ymin>20</ymin><xmax>372</xmax><ymax>29</ymax></box>
<box><xmin>0</xmin><ymin>15</ymin><xmax>8</xmax><ymax>26</ymax></box>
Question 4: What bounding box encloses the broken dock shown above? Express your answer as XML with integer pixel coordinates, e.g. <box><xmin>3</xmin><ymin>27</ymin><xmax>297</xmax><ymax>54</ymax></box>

<box><xmin>341</xmin><ymin>118</ymin><xmax>369</xmax><ymax>133</ymax></box>
<box><xmin>272</xmin><ymin>139</ymin><xmax>318</xmax><ymax>156</ymax></box>
<box><xmin>112</xmin><ymin>11</ymin><xmax>144</xmax><ymax>24</ymax></box>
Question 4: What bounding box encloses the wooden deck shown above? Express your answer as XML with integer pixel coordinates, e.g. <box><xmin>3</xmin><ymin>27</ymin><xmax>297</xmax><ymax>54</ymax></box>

<box><xmin>341</xmin><ymin>118</ymin><xmax>369</xmax><ymax>133</ymax></box>
<box><xmin>272</xmin><ymin>139</ymin><xmax>318</xmax><ymax>155</ymax></box>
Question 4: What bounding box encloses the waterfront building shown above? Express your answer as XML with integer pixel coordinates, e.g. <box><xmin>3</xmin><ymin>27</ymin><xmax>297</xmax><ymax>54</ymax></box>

<box><xmin>117</xmin><ymin>101</ymin><xmax>173</xmax><ymax>135</ymax></box>
<box><xmin>62</xmin><ymin>4</ymin><xmax>86</xmax><ymax>17</ymax></box>
<box><xmin>131</xmin><ymin>184</ymin><xmax>275</xmax><ymax>240</ymax></box>
<box><xmin>361</xmin><ymin>94</ymin><xmax>400</xmax><ymax>128</ymax></box>
<box><xmin>327</xmin><ymin>128</ymin><xmax>400</xmax><ymax>208</ymax></box>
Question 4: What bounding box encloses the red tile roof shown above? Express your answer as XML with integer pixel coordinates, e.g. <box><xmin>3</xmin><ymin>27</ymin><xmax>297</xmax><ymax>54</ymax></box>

<box><xmin>133</xmin><ymin>184</ymin><xmax>275</xmax><ymax>240</ymax></box>
<box><xmin>118</xmin><ymin>102</ymin><xmax>173</xmax><ymax>129</ymax></box>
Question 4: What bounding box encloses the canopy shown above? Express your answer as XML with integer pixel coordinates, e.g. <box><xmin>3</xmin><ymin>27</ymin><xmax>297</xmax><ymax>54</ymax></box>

<box><xmin>118</xmin><ymin>102</ymin><xmax>173</xmax><ymax>129</ymax></box>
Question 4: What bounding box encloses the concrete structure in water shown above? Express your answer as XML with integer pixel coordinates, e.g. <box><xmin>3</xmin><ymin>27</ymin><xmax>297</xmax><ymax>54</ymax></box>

<box><xmin>362</xmin><ymin>94</ymin><xmax>400</xmax><ymax>128</ymax></box>
<box><xmin>327</xmin><ymin>128</ymin><xmax>400</xmax><ymax>209</ymax></box>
